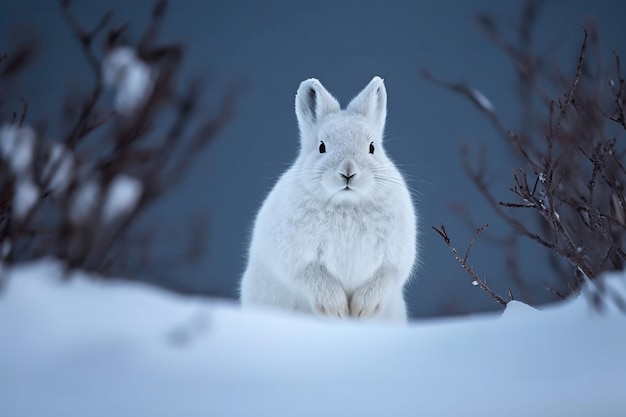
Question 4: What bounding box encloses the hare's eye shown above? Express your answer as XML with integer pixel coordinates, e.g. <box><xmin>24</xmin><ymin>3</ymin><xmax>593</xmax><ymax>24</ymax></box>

<box><xmin>369</xmin><ymin>142</ymin><xmax>375</xmax><ymax>154</ymax></box>
<box><xmin>319</xmin><ymin>141</ymin><xmax>326</xmax><ymax>154</ymax></box>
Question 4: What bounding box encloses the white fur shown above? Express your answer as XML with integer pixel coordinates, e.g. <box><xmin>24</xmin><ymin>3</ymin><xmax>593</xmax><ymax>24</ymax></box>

<box><xmin>240</xmin><ymin>77</ymin><xmax>418</xmax><ymax>322</ymax></box>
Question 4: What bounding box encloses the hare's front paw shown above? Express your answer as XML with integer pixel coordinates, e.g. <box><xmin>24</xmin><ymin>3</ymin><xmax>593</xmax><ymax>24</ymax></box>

<box><xmin>313</xmin><ymin>286</ymin><xmax>349</xmax><ymax>318</ymax></box>
<box><xmin>349</xmin><ymin>285</ymin><xmax>383</xmax><ymax>318</ymax></box>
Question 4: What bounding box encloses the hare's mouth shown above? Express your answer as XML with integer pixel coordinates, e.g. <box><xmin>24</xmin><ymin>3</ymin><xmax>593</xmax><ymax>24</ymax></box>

<box><xmin>331</xmin><ymin>189</ymin><xmax>360</xmax><ymax>205</ymax></box>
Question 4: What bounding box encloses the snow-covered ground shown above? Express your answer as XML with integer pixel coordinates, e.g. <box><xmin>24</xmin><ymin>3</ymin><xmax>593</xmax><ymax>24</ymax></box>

<box><xmin>1</xmin><ymin>260</ymin><xmax>625</xmax><ymax>417</ymax></box>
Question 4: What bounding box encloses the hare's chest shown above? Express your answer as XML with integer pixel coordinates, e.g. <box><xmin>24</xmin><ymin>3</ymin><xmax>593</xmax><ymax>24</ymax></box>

<box><xmin>310</xmin><ymin>207</ymin><xmax>388</xmax><ymax>289</ymax></box>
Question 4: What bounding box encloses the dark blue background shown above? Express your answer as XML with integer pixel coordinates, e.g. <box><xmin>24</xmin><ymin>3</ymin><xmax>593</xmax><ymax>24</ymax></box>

<box><xmin>2</xmin><ymin>0</ymin><xmax>625</xmax><ymax>317</ymax></box>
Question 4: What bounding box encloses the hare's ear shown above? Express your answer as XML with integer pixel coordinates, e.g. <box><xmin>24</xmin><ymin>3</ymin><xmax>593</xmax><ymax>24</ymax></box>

<box><xmin>347</xmin><ymin>76</ymin><xmax>387</xmax><ymax>135</ymax></box>
<box><xmin>295</xmin><ymin>78</ymin><xmax>340</xmax><ymax>139</ymax></box>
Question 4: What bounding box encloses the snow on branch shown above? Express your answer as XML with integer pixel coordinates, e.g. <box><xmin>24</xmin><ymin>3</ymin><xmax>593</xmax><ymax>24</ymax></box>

<box><xmin>0</xmin><ymin>0</ymin><xmax>242</xmax><ymax>283</ymax></box>
<box><xmin>103</xmin><ymin>47</ymin><xmax>156</xmax><ymax>116</ymax></box>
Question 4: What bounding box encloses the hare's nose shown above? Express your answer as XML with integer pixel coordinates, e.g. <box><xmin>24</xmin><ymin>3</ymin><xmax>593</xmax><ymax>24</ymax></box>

<box><xmin>340</xmin><ymin>160</ymin><xmax>357</xmax><ymax>183</ymax></box>
<box><xmin>341</xmin><ymin>172</ymin><xmax>356</xmax><ymax>183</ymax></box>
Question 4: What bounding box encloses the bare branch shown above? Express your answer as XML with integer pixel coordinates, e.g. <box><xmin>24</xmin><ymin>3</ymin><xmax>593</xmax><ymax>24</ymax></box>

<box><xmin>464</xmin><ymin>223</ymin><xmax>488</xmax><ymax>264</ymax></box>
<box><xmin>59</xmin><ymin>0</ymin><xmax>112</xmax><ymax>147</ymax></box>
<box><xmin>553</xmin><ymin>27</ymin><xmax>587</xmax><ymax>137</ymax></box>
<box><xmin>423</xmin><ymin>1</ymin><xmax>626</xmax><ymax>307</ymax></box>
<box><xmin>432</xmin><ymin>223</ymin><xmax>507</xmax><ymax>307</ymax></box>
<box><xmin>18</xmin><ymin>98</ymin><xmax>28</xmax><ymax>127</ymax></box>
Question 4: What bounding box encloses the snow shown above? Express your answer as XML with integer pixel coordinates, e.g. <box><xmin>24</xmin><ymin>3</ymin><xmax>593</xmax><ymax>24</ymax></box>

<box><xmin>103</xmin><ymin>47</ymin><xmax>156</xmax><ymax>116</ymax></box>
<box><xmin>0</xmin><ymin>125</ymin><xmax>45</xmax><ymax>219</ymax></box>
<box><xmin>102</xmin><ymin>175</ymin><xmax>143</xmax><ymax>222</ymax></box>
<box><xmin>1</xmin><ymin>240</ymin><xmax>11</xmax><ymax>258</ymax></box>
<box><xmin>500</xmin><ymin>299</ymin><xmax>537</xmax><ymax>317</ymax></box>
<box><xmin>0</xmin><ymin>124</ymin><xmax>35</xmax><ymax>175</ymax></box>
<box><xmin>43</xmin><ymin>143</ymin><xmax>74</xmax><ymax>194</ymax></box>
<box><xmin>539</xmin><ymin>172</ymin><xmax>546</xmax><ymax>183</ymax></box>
<box><xmin>0</xmin><ymin>125</ymin><xmax>16</xmax><ymax>156</ymax></box>
<box><xmin>0</xmin><ymin>260</ymin><xmax>625</xmax><ymax>417</ymax></box>
<box><xmin>69</xmin><ymin>179</ymin><xmax>100</xmax><ymax>224</ymax></box>
<box><xmin>12</xmin><ymin>178</ymin><xmax>39</xmax><ymax>220</ymax></box>
<box><xmin>470</xmin><ymin>88</ymin><xmax>494</xmax><ymax>112</ymax></box>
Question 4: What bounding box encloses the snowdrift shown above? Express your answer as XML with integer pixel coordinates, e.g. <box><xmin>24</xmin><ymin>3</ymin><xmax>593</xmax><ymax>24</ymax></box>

<box><xmin>1</xmin><ymin>260</ymin><xmax>625</xmax><ymax>417</ymax></box>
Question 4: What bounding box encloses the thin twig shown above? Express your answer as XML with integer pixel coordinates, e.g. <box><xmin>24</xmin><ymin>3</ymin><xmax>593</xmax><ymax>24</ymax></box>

<box><xmin>433</xmin><ymin>223</ymin><xmax>507</xmax><ymax>307</ymax></box>
<box><xmin>59</xmin><ymin>0</ymin><xmax>112</xmax><ymax>147</ymax></box>
<box><xmin>464</xmin><ymin>223</ymin><xmax>488</xmax><ymax>264</ymax></box>
<box><xmin>18</xmin><ymin>98</ymin><xmax>28</xmax><ymax>127</ymax></box>
<box><xmin>554</xmin><ymin>27</ymin><xmax>588</xmax><ymax>136</ymax></box>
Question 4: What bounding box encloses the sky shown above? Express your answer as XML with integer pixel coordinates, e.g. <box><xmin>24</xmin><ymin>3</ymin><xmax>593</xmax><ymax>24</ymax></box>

<box><xmin>1</xmin><ymin>0</ymin><xmax>626</xmax><ymax>317</ymax></box>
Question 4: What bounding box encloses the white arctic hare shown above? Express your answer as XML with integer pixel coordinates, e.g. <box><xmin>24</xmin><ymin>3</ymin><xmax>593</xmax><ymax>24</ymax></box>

<box><xmin>240</xmin><ymin>76</ymin><xmax>418</xmax><ymax>322</ymax></box>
